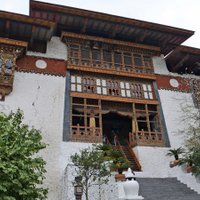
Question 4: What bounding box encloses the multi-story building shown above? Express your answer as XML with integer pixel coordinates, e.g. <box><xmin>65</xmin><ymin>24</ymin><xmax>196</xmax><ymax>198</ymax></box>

<box><xmin>0</xmin><ymin>1</ymin><xmax>200</xmax><ymax>199</ymax></box>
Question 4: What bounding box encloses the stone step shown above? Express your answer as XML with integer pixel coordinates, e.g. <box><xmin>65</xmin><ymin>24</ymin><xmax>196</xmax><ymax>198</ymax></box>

<box><xmin>136</xmin><ymin>178</ymin><xmax>200</xmax><ymax>200</ymax></box>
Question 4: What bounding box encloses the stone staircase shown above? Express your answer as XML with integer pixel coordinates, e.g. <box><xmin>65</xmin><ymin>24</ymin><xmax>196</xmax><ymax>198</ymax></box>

<box><xmin>136</xmin><ymin>177</ymin><xmax>200</xmax><ymax>200</ymax></box>
<box><xmin>122</xmin><ymin>145</ymin><xmax>141</xmax><ymax>171</ymax></box>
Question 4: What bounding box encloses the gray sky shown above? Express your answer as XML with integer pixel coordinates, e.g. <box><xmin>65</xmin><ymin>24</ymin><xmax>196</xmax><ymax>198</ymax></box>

<box><xmin>1</xmin><ymin>0</ymin><xmax>200</xmax><ymax>48</ymax></box>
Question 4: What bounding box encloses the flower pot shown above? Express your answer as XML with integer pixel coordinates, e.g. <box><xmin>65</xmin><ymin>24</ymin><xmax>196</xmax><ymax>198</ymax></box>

<box><xmin>186</xmin><ymin>166</ymin><xmax>192</xmax><ymax>173</ymax></box>
<box><xmin>115</xmin><ymin>173</ymin><xmax>125</xmax><ymax>182</ymax></box>
<box><xmin>169</xmin><ymin>160</ymin><xmax>180</xmax><ymax>168</ymax></box>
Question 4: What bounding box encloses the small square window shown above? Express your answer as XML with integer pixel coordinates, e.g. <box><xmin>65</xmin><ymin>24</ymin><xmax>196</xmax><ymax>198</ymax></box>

<box><xmin>97</xmin><ymin>87</ymin><xmax>101</xmax><ymax>94</ymax></box>
<box><xmin>77</xmin><ymin>85</ymin><xmax>82</xmax><ymax>92</ymax></box>
<box><xmin>121</xmin><ymin>89</ymin><xmax>125</xmax><ymax>97</ymax></box>
<box><xmin>96</xmin><ymin>79</ymin><xmax>101</xmax><ymax>86</ymax></box>
<box><xmin>77</xmin><ymin>76</ymin><xmax>81</xmax><ymax>84</ymax></box>
<box><xmin>127</xmin><ymin>90</ymin><xmax>131</xmax><ymax>97</ymax></box>
<box><xmin>142</xmin><ymin>84</ymin><xmax>147</xmax><ymax>91</ymax></box>
<box><xmin>102</xmin><ymin>88</ymin><xmax>107</xmax><ymax>95</ymax></box>
<box><xmin>148</xmin><ymin>85</ymin><xmax>152</xmax><ymax>91</ymax></box>
<box><xmin>125</xmin><ymin>82</ymin><xmax>130</xmax><ymax>89</ymax></box>
<box><xmin>71</xmin><ymin>76</ymin><xmax>76</xmax><ymax>83</ymax></box>
<box><xmin>120</xmin><ymin>82</ymin><xmax>125</xmax><ymax>89</ymax></box>
<box><xmin>102</xmin><ymin>80</ymin><xmax>106</xmax><ymax>87</ymax></box>
<box><xmin>144</xmin><ymin>92</ymin><xmax>148</xmax><ymax>99</ymax></box>
<box><xmin>71</xmin><ymin>84</ymin><xmax>76</xmax><ymax>91</ymax></box>
<box><xmin>149</xmin><ymin>93</ymin><xmax>153</xmax><ymax>99</ymax></box>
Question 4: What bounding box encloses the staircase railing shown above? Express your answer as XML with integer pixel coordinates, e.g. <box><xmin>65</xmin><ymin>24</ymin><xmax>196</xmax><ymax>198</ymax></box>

<box><xmin>114</xmin><ymin>136</ymin><xmax>141</xmax><ymax>171</ymax></box>
<box><xmin>129</xmin><ymin>131</ymin><xmax>163</xmax><ymax>147</ymax></box>
<box><xmin>126</xmin><ymin>140</ymin><xmax>142</xmax><ymax>171</ymax></box>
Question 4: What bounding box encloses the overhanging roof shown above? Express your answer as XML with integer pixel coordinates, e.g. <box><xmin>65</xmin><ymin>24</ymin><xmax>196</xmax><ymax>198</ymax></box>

<box><xmin>0</xmin><ymin>10</ymin><xmax>56</xmax><ymax>43</ymax></box>
<box><xmin>30</xmin><ymin>0</ymin><xmax>194</xmax><ymax>55</ymax></box>
<box><xmin>166</xmin><ymin>46</ymin><xmax>200</xmax><ymax>75</ymax></box>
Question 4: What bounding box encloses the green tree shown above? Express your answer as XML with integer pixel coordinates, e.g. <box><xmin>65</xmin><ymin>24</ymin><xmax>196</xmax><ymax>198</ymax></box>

<box><xmin>0</xmin><ymin>110</ymin><xmax>48</xmax><ymax>200</ymax></box>
<box><xmin>71</xmin><ymin>145</ymin><xmax>111</xmax><ymax>200</ymax></box>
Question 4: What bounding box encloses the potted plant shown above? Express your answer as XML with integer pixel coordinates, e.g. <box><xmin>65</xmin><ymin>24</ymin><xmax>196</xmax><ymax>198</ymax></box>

<box><xmin>109</xmin><ymin>149</ymin><xmax>130</xmax><ymax>181</ymax></box>
<box><xmin>166</xmin><ymin>147</ymin><xmax>184</xmax><ymax>167</ymax></box>
<box><xmin>179</xmin><ymin>154</ymin><xmax>194</xmax><ymax>173</ymax></box>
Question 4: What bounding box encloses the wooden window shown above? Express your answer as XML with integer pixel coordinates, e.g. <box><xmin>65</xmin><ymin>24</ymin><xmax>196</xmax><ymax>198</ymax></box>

<box><xmin>120</xmin><ymin>82</ymin><xmax>131</xmax><ymax>97</ymax></box>
<box><xmin>71</xmin><ymin>97</ymin><xmax>102</xmax><ymax>142</ymax></box>
<box><xmin>103</xmin><ymin>50</ymin><xmax>112</xmax><ymax>68</ymax></box>
<box><xmin>83</xmin><ymin>77</ymin><xmax>96</xmax><ymax>93</ymax></box>
<box><xmin>148</xmin><ymin>105</ymin><xmax>161</xmax><ymax>132</ymax></box>
<box><xmin>135</xmin><ymin>104</ymin><xmax>161</xmax><ymax>133</ymax></box>
<box><xmin>71</xmin><ymin>75</ymin><xmax>82</xmax><ymax>92</ymax></box>
<box><xmin>143</xmin><ymin>56</ymin><xmax>153</xmax><ymax>73</ymax></box>
<box><xmin>67</xmin><ymin>41</ymin><xmax>154</xmax><ymax>74</ymax></box>
<box><xmin>142</xmin><ymin>84</ymin><xmax>153</xmax><ymax>99</ymax></box>
<box><xmin>69</xmin><ymin>44</ymin><xmax>79</xmax><ymax>65</ymax></box>
<box><xmin>136</xmin><ymin>104</ymin><xmax>148</xmax><ymax>131</ymax></box>
<box><xmin>124</xmin><ymin>52</ymin><xmax>133</xmax><ymax>72</ymax></box>
<box><xmin>134</xmin><ymin>54</ymin><xmax>143</xmax><ymax>66</ymax></box>
<box><xmin>114</xmin><ymin>51</ymin><xmax>122</xmax><ymax>70</ymax></box>
<box><xmin>70</xmin><ymin>74</ymin><xmax>155</xmax><ymax>101</ymax></box>
<box><xmin>81</xmin><ymin>46</ymin><xmax>90</xmax><ymax>66</ymax></box>
<box><xmin>96</xmin><ymin>79</ymin><xmax>107</xmax><ymax>95</ymax></box>
<box><xmin>131</xmin><ymin>83</ymin><xmax>143</xmax><ymax>98</ymax></box>
<box><xmin>107</xmin><ymin>80</ymin><xmax>120</xmax><ymax>96</ymax></box>
<box><xmin>92</xmin><ymin>48</ymin><xmax>101</xmax><ymax>67</ymax></box>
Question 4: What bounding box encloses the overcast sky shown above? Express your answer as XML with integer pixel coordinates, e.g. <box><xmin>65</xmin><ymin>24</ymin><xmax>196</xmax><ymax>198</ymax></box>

<box><xmin>1</xmin><ymin>0</ymin><xmax>200</xmax><ymax>48</ymax></box>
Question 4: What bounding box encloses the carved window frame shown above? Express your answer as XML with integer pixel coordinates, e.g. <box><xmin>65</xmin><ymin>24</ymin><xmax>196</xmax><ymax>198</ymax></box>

<box><xmin>67</xmin><ymin>41</ymin><xmax>154</xmax><ymax>74</ymax></box>
<box><xmin>70</xmin><ymin>74</ymin><xmax>155</xmax><ymax>100</ymax></box>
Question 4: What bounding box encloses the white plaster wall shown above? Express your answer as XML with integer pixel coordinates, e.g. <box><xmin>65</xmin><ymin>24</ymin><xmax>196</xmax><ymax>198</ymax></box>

<box><xmin>152</xmin><ymin>55</ymin><xmax>170</xmax><ymax>75</ymax></box>
<box><xmin>0</xmin><ymin>72</ymin><xmax>93</xmax><ymax>200</ymax></box>
<box><xmin>159</xmin><ymin>90</ymin><xmax>194</xmax><ymax>148</ymax></box>
<box><xmin>27</xmin><ymin>37</ymin><xmax>68</xmax><ymax>60</ymax></box>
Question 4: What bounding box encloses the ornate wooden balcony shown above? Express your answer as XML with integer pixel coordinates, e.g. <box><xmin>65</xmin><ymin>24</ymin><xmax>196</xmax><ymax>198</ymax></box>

<box><xmin>129</xmin><ymin>131</ymin><xmax>163</xmax><ymax>147</ymax></box>
<box><xmin>70</xmin><ymin>125</ymin><xmax>102</xmax><ymax>143</ymax></box>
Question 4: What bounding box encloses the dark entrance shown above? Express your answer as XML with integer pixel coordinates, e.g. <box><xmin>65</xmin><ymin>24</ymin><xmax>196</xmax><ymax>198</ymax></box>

<box><xmin>102</xmin><ymin>111</ymin><xmax>132</xmax><ymax>145</ymax></box>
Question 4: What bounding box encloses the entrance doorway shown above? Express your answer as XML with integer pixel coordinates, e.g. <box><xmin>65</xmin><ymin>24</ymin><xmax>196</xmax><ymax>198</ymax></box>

<box><xmin>102</xmin><ymin>111</ymin><xmax>132</xmax><ymax>145</ymax></box>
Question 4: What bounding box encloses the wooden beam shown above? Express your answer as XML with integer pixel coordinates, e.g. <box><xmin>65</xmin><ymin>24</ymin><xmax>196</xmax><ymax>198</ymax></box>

<box><xmin>136</xmin><ymin>30</ymin><xmax>149</xmax><ymax>43</ymax></box>
<box><xmin>5</xmin><ymin>20</ymin><xmax>10</xmax><ymax>37</ymax></box>
<box><xmin>67</xmin><ymin>65</ymin><xmax>157</xmax><ymax>80</ymax></box>
<box><xmin>81</xmin><ymin>18</ymin><xmax>88</xmax><ymax>34</ymax></box>
<box><xmin>0</xmin><ymin>11</ymin><xmax>56</xmax><ymax>28</ymax></box>
<box><xmin>30</xmin><ymin>25</ymin><xmax>37</xmax><ymax>46</ymax></box>
<box><xmin>173</xmin><ymin>54</ymin><xmax>190</xmax><ymax>72</ymax></box>
<box><xmin>110</xmin><ymin>24</ymin><xmax>120</xmax><ymax>38</ymax></box>
<box><xmin>61</xmin><ymin>31</ymin><xmax>160</xmax><ymax>52</ymax></box>
<box><xmin>0</xmin><ymin>37</ymin><xmax>27</xmax><ymax>47</ymax></box>
<box><xmin>70</xmin><ymin>92</ymin><xmax>159</xmax><ymax>105</ymax></box>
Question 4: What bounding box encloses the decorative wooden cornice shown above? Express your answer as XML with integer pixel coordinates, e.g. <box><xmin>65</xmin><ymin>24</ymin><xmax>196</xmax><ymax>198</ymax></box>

<box><xmin>0</xmin><ymin>38</ymin><xmax>27</xmax><ymax>58</ymax></box>
<box><xmin>31</xmin><ymin>1</ymin><xmax>193</xmax><ymax>36</ymax></box>
<box><xmin>0</xmin><ymin>11</ymin><xmax>55</xmax><ymax>28</ymax></box>
<box><xmin>0</xmin><ymin>38</ymin><xmax>27</xmax><ymax>48</ymax></box>
<box><xmin>62</xmin><ymin>31</ymin><xmax>160</xmax><ymax>52</ymax></box>
<box><xmin>0</xmin><ymin>39</ymin><xmax>28</xmax><ymax>100</ymax></box>
<box><xmin>67</xmin><ymin>65</ymin><xmax>156</xmax><ymax>80</ymax></box>
<box><xmin>70</xmin><ymin>92</ymin><xmax>159</xmax><ymax>105</ymax></box>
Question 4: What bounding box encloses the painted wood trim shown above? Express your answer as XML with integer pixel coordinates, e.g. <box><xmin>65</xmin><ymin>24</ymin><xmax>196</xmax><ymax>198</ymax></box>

<box><xmin>0</xmin><ymin>38</ymin><xmax>28</xmax><ymax>48</ymax></box>
<box><xmin>70</xmin><ymin>92</ymin><xmax>159</xmax><ymax>104</ymax></box>
<box><xmin>67</xmin><ymin>65</ymin><xmax>156</xmax><ymax>80</ymax></box>
<box><xmin>62</xmin><ymin>31</ymin><xmax>160</xmax><ymax>52</ymax></box>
